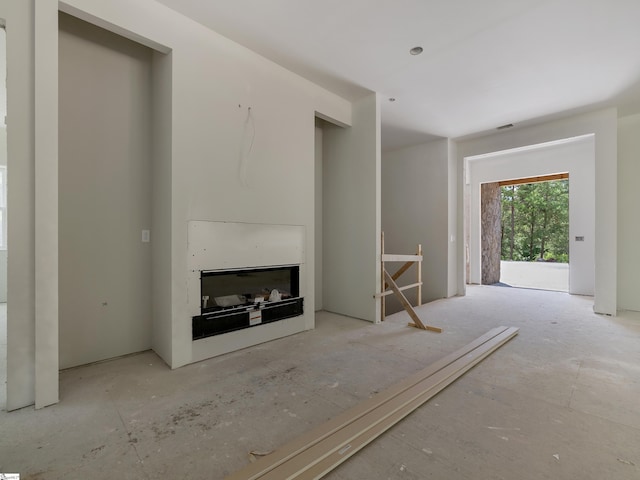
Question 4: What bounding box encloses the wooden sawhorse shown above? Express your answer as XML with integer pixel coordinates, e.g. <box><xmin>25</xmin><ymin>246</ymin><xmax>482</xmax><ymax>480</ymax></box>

<box><xmin>375</xmin><ymin>232</ymin><xmax>441</xmax><ymax>333</ymax></box>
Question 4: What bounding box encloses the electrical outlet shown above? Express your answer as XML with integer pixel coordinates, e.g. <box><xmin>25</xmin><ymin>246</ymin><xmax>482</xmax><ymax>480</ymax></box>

<box><xmin>142</xmin><ymin>230</ymin><xmax>150</xmax><ymax>243</ymax></box>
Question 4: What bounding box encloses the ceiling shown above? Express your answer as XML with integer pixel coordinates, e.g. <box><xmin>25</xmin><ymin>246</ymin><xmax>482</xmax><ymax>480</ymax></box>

<box><xmin>154</xmin><ymin>0</ymin><xmax>640</xmax><ymax>150</ymax></box>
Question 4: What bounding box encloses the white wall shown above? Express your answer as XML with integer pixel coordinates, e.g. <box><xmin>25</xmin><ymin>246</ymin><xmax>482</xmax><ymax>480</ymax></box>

<box><xmin>57</xmin><ymin>0</ymin><xmax>352</xmax><ymax>370</ymax></box>
<box><xmin>0</xmin><ymin>34</ymin><xmax>7</xmax><ymax>326</ymax></box>
<box><xmin>48</xmin><ymin>1</ymin><xmax>351</xmax><ymax>376</ymax></box>
<box><xmin>34</xmin><ymin>0</ymin><xmax>60</xmax><ymax>409</ymax></box>
<box><xmin>617</xmin><ymin>113</ymin><xmax>640</xmax><ymax>312</ymax></box>
<box><xmin>447</xmin><ymin>139</ymin><xmax>458</xmax><ymax>297</ymax></box>
<box><xmin>58</xmin><ymin>13</ymin><xmax>153</xmax><ymax>369</ymax></box>
<box><xmin>0</xmin><ymin>250</ymin><xmax>5</xmax><ymax>303</ymax></box>
<box><xmin>382</xmin><ymin>139</ymin><xmax>449</xmax><ymax>311</ymax></box>
<box><xmin>456</xmin><ymin>108</ymin><xmax>617</xmax><ymax>315</ymax></box>
<box><xmin>0</xmin><ymin>125</ymin><xmax>6</xmax><ymax>303</ymax></box>
<box><xmin>3</xmin><ymin>0</ymin><xmax>355</xmax><ymax>408</ymax></box>
<box><xmin>323</xmin><ymin>93</ymin><xmax>381</xmax><ymax>322</ymax></box>
<box><xmin>2</xmin><ymin>0</ymin><xmax>37</xmax><ymax>411</ymax></box>
<box><xmin>466</xmin><ymin>136</ymin><xmax>595</xmax><ymax>296</ymax></box>
<box><xmin>150</xmin><ymin>49</ymin><xmax>173</xmax><ymax>365</ymax></box>
<box><xmin>314</xmin><ymin>123</ymin><xmax>323</xmax><ymax>311</ymax></box>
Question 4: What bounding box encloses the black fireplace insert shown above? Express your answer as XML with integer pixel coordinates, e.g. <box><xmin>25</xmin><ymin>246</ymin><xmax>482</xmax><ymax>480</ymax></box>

<box><xmin>192</xmin><ymin>265</ymin><xmax>303</xmax><ymax>339</ymax></box>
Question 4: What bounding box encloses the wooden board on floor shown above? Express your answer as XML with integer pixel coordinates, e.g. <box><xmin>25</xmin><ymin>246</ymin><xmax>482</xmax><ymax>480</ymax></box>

<box><xmin>225</xmin><ymin>326</ymin><xmax>519</xmax><ymax>480</ymax></box>
<box><xmin>300</xmin><ymin>327</ymin><xmax>518</xmax><ymax>479</ymax></box>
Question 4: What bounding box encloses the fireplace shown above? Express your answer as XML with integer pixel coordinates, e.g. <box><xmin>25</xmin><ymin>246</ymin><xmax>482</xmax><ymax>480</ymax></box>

<box><xmin>192</xmin><ymin>264</ymin><xmax>304</xmax><ymax>339</ymax></box>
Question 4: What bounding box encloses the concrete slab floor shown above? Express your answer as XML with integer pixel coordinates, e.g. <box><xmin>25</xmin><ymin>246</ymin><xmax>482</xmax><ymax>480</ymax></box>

<box><xmin>1</xmin><ymin>286</ymin><xmax>639</xmax><ymax>480</ymax></box>
<box><xmin>499</xmin><ymin>260</ymin><xmax>569</xmax><ymax>292</ymax></box>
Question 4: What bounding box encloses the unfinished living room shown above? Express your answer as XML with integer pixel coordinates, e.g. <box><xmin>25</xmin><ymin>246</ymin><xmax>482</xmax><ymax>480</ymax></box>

<box><xmin>2</xmin><ymin>1</ymin><xmax>640</xmax><ymax>480</ymax></box>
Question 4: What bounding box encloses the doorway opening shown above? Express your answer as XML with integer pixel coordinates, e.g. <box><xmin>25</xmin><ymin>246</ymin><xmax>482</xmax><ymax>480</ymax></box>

<box><xmin>466</xmin><ymin>134</ymin><xmax>595</xmax><ymax>298</ymax></box>
<box><xmin>482</xmin><ymin>174</ymin><xmax>569</xmax><ymax>292</ymax></box>
<box><xmin>58</xmin><ymin>13</ymin><xmax>172</xmax><ymax>371</ymax></box>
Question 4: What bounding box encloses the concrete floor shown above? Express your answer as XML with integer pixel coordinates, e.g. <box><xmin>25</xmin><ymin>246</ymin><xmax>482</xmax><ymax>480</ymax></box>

<box><xmin>1</xmin><ymin>286</ymin><xmax>639</xmax><ymax>480</ymax></box>
<box><xmin>500</xmin><ymin>261</ymin><xmax>569</xmax><ymax>292</ymax></box>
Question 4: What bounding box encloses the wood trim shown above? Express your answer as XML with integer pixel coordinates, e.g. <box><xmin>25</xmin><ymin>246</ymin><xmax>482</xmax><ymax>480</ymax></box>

<box><xmin>498</xmin><ymin>172</ymin><xmax>568</xmax><ymax>187</ymax></box>
<box><xmin>225</xmin><ymin>327</ymin><xmax>519</xmax><ymax>480</ymax></box>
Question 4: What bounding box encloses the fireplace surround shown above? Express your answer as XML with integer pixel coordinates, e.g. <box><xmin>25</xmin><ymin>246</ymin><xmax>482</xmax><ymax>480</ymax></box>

<box><xmin>192</xmin><ymin>264</ymin><xmax>304</xmax><ymax>339</ymax></box>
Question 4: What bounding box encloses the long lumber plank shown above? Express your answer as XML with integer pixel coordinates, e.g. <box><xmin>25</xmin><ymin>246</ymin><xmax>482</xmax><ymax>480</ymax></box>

<box><xmin>224</xmin><ymin>327</ymin><xmax>509</xmax><ymax>480</ymax></box>
<box><xmin>225</xmin><ymin>327</ymin><xmax>514</xmax><ymax>480</ymax></box>
<box><xmin>259</xmin><ymin>327</ymin><xmax>519</xmax><ymax>479</ymax></box>
<box><xmin>300</xmin><ymin>327</ymin><xmax>519</xmax><ymax>479</ymax></box>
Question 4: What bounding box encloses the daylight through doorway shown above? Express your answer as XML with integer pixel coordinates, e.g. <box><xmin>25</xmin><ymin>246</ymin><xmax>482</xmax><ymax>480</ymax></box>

<box><xmin>482</xmin><ymin>174</ymin><xmax>569</xmax><ymax>292</ymax></box>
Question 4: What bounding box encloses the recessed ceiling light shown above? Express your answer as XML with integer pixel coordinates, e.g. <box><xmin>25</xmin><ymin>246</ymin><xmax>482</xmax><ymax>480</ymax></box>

<box><xmin>409</xmin><ymin>46</ymin><xmax>423</xmax><ymax>56</ymax></box>
<box><xmin>389</xmin><ymin>98</ymin><xmax>396</xmax><ymax>102</ymax></box>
